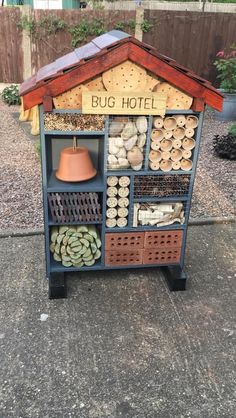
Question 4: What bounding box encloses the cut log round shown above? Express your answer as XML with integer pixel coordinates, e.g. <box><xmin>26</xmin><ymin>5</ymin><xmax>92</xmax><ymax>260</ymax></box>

<box><xmin>118</xmin><ymin>176</ymin><xmax>130</xmax><ymax>187</ymax></box>
<box><xmin>118</xmin><ymin>187</ymin><xmax>129</xmax><ymax>198</ymax></box>
<box><xmin>118</xmin><ymin>197</ymin><xmax>129</xmax><ymax>208</ymax></box>
<box><xmin>117</xmin><ymin>217</ymin><xmax>128</xmax><ymax>228</ymax></box>
<box><xmin>117</xmin><ymin>207</ymin><xmax>129</xmax><ymax>218</ymax></box>
<box><xmin>106</xmin><ymin>218</ymin><xmax>117</xmax><ymax>228</ymax></box>
<box><xmin>107</xmin><ymin>197</ymin><xmax>118</xmax><ymax>208</ymax></box>
<box><xmin>107</xmin><ymin>176</ymin><xmax>119</xmax><ymax>186</ymax></box>
<box><xmin>107</xmin><ymin>186</ymin><xmax>118</xmax><ymax>197</ymax></box>
<box><xmin>106</xmin><ymin>207</ymin><xmax>118</xmax><ymax>219</ymax></box>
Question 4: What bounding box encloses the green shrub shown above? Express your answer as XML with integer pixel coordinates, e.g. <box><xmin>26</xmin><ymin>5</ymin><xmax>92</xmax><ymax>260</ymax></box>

<box><xmin>1</xmin><ymin>84</ymin><xmax>21</xmax><ymax>105</ymax></box>
<box><xmin>229</xmin><ymin>123</ymin><xmax>236</xmax><ymax>136</ymax></box>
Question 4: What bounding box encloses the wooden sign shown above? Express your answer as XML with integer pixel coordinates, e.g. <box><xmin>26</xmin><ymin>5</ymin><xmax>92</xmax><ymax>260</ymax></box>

<box><xmin>82</xmin><ymin>91</ymin><xmax>167</xmax><ymax>116</ymax></box>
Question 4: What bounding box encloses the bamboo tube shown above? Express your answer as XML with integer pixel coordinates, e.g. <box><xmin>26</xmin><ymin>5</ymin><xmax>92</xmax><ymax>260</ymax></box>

<box><xmin>160</xmin><ymin>139</ymin><xmax>172</xmax><ymax>151</ymax></box>
<box><xmin>170</xmin><ymin>148</ymin><xmax>182</xmax><ymax>161</ymax></box>
<box><xmin>164</xmin><ymin>130</ymin><xmax>173</xmax><ymax>139</ymax></box>
<box><xmin>172</xmin><ymin>161</ymin><xmax>181</xmax><ymax>170</ymax></box>
<box><xmin>151</xmin><ymin>141</ymin><xmax>160</xmax><ymax>151</ymax></box>
<box><xmin>151</xmin><ymin>128</ymin><xmax>164</xmax><ymax>141</ymax></box>
<box><xmin>161</xmin><ymin>150</ymin><xmax>171</xmax><ymax>160</ymax></box>
<box><xmin>149</xmin><ymin>150</ymin><xmax>162</xmax><ymax>162</ymax></box>
<box><xmin>106</xmin><ymin>207</ymin><xmax>117</xmax><ymax>218</ymax></box>
<box><xmin>118</xmin><ymin>187</ymin><xmax>129</xmax><ymax>198</ymax></box>
<box><xmin>181</xmin><ymin>159</ymin><xmax>193</xmax><ymax>171</ymax></box>
<box><xmin>106</xmin><ymin>218</ymin><xmax>117</xmax><ymax>228</ymax></box>
<box><xmin>172</xmin><ymin>139</ymin><xmax>182</xmax><ymax>149</ymax></box>
<box><xmin>107</xmin><ymin>197</ymin><xmax>118</xmax><ymax>208</ymax></box>
<box><xmin>173</xmin><ymin>127</ymin><xmax>185</xmax><ymax>140</ymax></box>
<box><xmin>118</xmin><ymin>197</ymin><xmax>129</xmax><ymax>208</ymax></box>
<box><xmin>174</xmin><ymin>115</ymin><xmax>186</xmax><ymax>127</ymax></box>
<box><xmin>185</xmin><ymin>128</ymin><xmax>195</xmax><ymax>138</ymax></box>
<box><xmin>160</xmin><ymin>159</ymin><xmax>172</xmax><ymax>171</ymax></box>
<box><xmin>185</xmin><ymin>115</ymin><xmax>198</xmax><ymax>129</ymax></box>
<box><xmin>163</xmin><ymin>117</ymin><xmax>177</xmax><ymax>131</ymax></box>
<box><xmin>118</xmin><ymin>176</ymin><xmax>130</xmax><ymax>187</ymax></box>
<box><xmin>107</xmin><ymin>186</ymin><xmax>118</xmax><ymax>197</ymax></box>
<box><xmin>150</xmin><ymin>161</ymin><xmax>160</xmax><ymax>171</ymax></box>
<box><xmin>117</xmin><ymin>207</ymin><xmax>129</xmax><ymax>218</ymax></box>
<box><xmin>153</xmin><ymin>116</ymin><xmax>164</xmax><ymax>129</ymax></box>
<box><xmin>182</xmin><ymin>138</ymin><xmax>196</xmax><ymax>150</ymax></box>
<box><xmin>107</xmin><ymin>176</ymin><xmax>118</xmax><ymax>186</ymax></box>
<box><xmin>117</xmin><ymin>217</ymin><xmax>128</xmax><ymax>228</ymax></box>
<box><xmin>182</xmin><ymin>149</ymin><xmax>192</xmax><ymax>159</ymax></box>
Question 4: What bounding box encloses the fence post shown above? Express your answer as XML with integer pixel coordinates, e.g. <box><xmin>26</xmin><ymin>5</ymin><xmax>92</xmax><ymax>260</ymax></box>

<box><xmin>135</xmin><ymin>6</ymin><xmax>144</xmax><ymax>42</ymax></box>
<box><xmin>21</xmin><ymin>6</ymin><xmax>32</xmax><ymax>81</ymax></box>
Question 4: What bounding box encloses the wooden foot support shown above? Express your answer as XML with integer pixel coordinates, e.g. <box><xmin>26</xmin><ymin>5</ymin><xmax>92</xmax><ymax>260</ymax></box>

<box><xmin>49</xmin><ymin>273</ymin><xmax>67</xmax><ymax>299</ymax></box>
<box><xmin>162</xmin><ymin>265</ymin><xmax>187</xmax><ymax>291</ymax></box>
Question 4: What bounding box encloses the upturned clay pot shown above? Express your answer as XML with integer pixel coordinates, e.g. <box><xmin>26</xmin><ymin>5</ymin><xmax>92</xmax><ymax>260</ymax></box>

<box><xmin>56</xmin><ymin>147</ymin><xmax>96</xmax><ymax>182</ymax></box>
<box><xmin>163</xmin><ymin>117</ymin><xmax>177</xmax><ymax>131</ymax></box>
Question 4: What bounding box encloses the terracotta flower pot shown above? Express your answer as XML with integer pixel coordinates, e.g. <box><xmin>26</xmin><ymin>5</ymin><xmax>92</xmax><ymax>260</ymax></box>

<box><xmin>56</xmin><ymin>145</ymin><xmax>96</xmax><ymax>182</ymax></box>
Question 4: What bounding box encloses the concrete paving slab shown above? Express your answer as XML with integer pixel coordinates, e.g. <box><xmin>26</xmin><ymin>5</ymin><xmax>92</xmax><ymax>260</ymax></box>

<box><xmin>0</xmin><ymin>224</ymin><xmax>235</xmax><ymax>418</ymax></box>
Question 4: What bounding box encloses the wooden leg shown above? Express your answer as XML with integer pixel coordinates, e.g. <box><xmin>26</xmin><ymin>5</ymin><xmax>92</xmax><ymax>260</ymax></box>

<box><xmin>49</xmin><ymin>273</ymin><xmax>67</xmax><ymax>299</ymax></box>
<box><xmin>162</xmin><ymin>265</ymin><xmax>187</xmax><ymax>291</ymax></box>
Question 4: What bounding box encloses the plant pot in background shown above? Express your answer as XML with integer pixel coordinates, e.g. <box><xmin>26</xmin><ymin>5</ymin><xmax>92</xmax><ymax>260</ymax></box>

<box><xmin>215</xmin><ymin>90</ymin><xmax>236</xmax><ymax>121</ymax></box>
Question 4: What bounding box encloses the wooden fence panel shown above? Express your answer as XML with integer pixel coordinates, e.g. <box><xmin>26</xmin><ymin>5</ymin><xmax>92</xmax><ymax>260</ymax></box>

<box><xmin>143</xmin><ymin>11</ymin><xmax>236</xmax><ymax>84</ymax></box>
<box><xmin>0</xmin><ymin>8</ymin><xmax>23</xmax><ymax>83</ymax></box>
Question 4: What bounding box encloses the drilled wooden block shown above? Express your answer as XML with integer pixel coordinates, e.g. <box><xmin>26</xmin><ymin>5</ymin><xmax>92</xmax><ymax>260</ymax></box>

<box><xmin>143</xmin><ymin>248</ymin><xmax>181</xmax><ymax>265</ymax></box>
<box><xmin>144</xmin><ymin>230</ymin><xmax>183</xmax><ymax>249</ymax></box>
<box><xmin>105</xmin><ymin>250</ymin><xmax>143</xmax><ymax>266</ymax></box>
<box><xmin>105</xmin><ymin>232</ymin><xmax>144</xmax><ymax>250</ymax></box>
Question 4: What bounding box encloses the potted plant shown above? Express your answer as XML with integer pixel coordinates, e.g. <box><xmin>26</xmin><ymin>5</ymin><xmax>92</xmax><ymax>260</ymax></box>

<box><xmin>214</xmin><ymin>46</ymin><xmax>236</xmax><ymax>121</ymax></box>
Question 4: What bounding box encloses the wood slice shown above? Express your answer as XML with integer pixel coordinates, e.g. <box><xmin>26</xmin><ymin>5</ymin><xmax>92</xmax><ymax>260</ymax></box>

<box><xmin>107</xmin><ymin>176</ymin><xmax>118</xmax><ymax>186</ymax></box>
<box><xmin>117</xmin><ymin>207</ymin><xmax>129</xmax><ymax>218</ymax></box>
<box><xmin>107</xmin><ymin>186</ymin><xmax>118</xmax><ymax>197</ymax></box>
<box><xmin>118</xmin><ymin>187</ymin><xmax>129</xmax><ymax>198</ymax></box>
<box><xmin>106</xmin><ymin>207</ymin><xmax>117</xmax><ymax>219</ymax></box>
<box><xmin>155</xmin><ymin>82</ymin><xmax>193</xmax><ymax>109</ymax></box>
<box><xmin>102</xmin><ymin>60</ymin><xmax>147</xmax><ymax>92</ymax></box>
<box><xmin>118</xmin><ymin>176</ymin><xmax>130</xmax><ymax>187</ymax></box>
<box><xmin>117</xmin><ymin>217</ymin><xmax>128</xmax><ymax>228</ymax></box>
<box><xmin>53</xmin><ymin>84</ymin><xmax>88</xmax><ymax>110</ymax></box>
<box><xmin>118</xmin><ymin>197</ymin><xmax>129</xmax><ymax>208</ymax></box>
<box><xmin>107</xmin><ymin>197</ymin><xmax>118</xmax><ymax>208</ymax></box>
<box><xmin>145</xmin><ymin>73</ymin><xmax>160</xmax><ymax>91</ymax></box>
<box><xmin>106</xmin><ymin>218</ymin><xmax>117</xmax><ymax>228</ymax></box>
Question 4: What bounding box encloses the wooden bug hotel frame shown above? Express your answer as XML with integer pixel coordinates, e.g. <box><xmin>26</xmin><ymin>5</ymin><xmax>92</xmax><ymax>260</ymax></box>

<box><xmin>20</xmin><ymin>30</ymin><xmax>223</xmax><ymax>298</ymax></box>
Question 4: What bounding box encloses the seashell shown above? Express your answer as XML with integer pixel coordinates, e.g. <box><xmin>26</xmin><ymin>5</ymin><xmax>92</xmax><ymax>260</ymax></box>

<box><xmin>108</xmin><ymin>154</ymin><xmax>118</xmax><ymax>165</ymax></box>
<box><xmin>137</xmin><ymin>133</ymin><xmax>146</xmax><ymax>148</ymax></box>
<box><xmin>127</xmin><ymin>146</ymin><xmax>143</xmax><ymax>166</ymax></box>
<box><xmin>136</xmin><ymin>116</ymin><xmax>148</xmax><ymax>133</ymax></box>
<box><xmin>124</xmin><ymin>134</ymin><xmax>138</xmax><ymax>151</ymax></box>
<box><xmin>113</xmin><ymin>137</ymin><xmax>124</xmax><ymax>148</ymax></box>
<box><xmin>121</xmin><ymin>121</ymin><xmax>137</xmax><ymax>139</ymax></box>
<box><xmin>109</xmin><ymin>120</ymin><xmax>124</xmax><ymax>136</ymax></box>
<box><xmin>118</xmin><ymin>157</ymin><xmax>129</xmax><ymax>167</ymax></box>
<box><xmin>131</xmin><ymin>162</ymin><xmax>143</xmax><ymax>171</ymax></box>
<box><xmin>116</xmin><ymin>147</ymin><xmax>127</xmax><ymax>159</ymax></box>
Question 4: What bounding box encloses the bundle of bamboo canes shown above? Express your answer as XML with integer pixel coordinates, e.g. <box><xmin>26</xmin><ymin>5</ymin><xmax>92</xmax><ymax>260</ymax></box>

<box><xmin>50</xmin><ymin>225</ymin><xmax>101</xmax><ymax>267</ymax></box>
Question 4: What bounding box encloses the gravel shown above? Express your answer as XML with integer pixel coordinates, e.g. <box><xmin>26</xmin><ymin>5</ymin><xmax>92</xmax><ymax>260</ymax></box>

<box><xmin>0</xmin><ymin>101</ymin><xmax>235</xmax><ymax>232</ymax></box>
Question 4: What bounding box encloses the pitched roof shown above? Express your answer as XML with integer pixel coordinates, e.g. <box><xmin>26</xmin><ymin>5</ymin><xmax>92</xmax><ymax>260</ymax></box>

<box><xmin>20</xmin><ymin>30</ymin><xmax>223</xmax><ymax>111</ymax></box>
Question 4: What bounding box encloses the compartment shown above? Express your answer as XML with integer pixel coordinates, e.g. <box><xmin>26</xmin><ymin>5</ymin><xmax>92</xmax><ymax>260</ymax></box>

<box><xmin>134</xmin><ymin>175</ymin><xmax>190</xmax><ymax>198</ymax></box>
<box><xmin>149</xmin><ymin>114</ymin><xmax>198</xmax><ymax>172</ymax></box>
<box><xmin>132</xmin><ymin>201</ymin><xmax>186</xmax><ymax>227</ymax></box>
<box><xmin>48</xmin><ymin>192</ymin><xmax>102</xmax><ymax>224</ymax></box>
<box><xmin>106</xmin><ymin>115</ymin><xmax>149</xmax><ymax>171</ymax></box>
<box><xmin>50</xmin><ymin>224</ymin><xmax>102</xmax><ymax>268</ymax></box>
<box><xmin>44</xmin><ymin>113</ymin><xmax>105</xmax><ymax>132</ymax></box>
